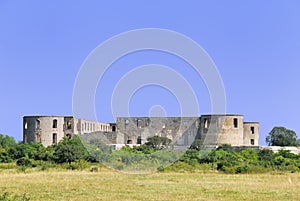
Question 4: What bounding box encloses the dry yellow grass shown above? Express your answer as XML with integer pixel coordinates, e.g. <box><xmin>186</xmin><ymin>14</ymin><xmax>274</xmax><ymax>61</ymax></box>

<box><xmin>0</xmin><ymin>170</ymin><xmax>299</xmax><ymax>201</ymax></box>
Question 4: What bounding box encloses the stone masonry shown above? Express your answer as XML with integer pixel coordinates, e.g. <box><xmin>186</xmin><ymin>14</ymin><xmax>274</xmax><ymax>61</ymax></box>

<box><xmin>23</xmin><ymin>114</ymin><xmax>259</xmax><ymax>147</ymax></box>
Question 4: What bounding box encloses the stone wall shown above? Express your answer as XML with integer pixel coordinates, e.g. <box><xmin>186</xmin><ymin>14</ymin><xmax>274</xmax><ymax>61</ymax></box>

<box><xmin>243</xmin><ymin>122</ymin><xmax>259</xmax><ymax>146</ymax></box>
<box><xmin>23</xmin><ymin>114</ymin><xmax>260</xmax><ymax>147</ymax></box>
<box><xmin>116</xmin><ymin>117</ymin><xmax>200</xmax><ymax>146</ymax></box>
<box><xmin>23</xmin><ymin>116</ymin><xmax>115</xmax><ymax>147</ymax></box>
<box><xmin>199</xmin><ymin>115</ymin><xmax>244</xmax><ymax>146</ymax></box>
<box><xmin>23</xmin><ymin>116</ymin><xmax>65</xmax><ymax>147</ymax></box>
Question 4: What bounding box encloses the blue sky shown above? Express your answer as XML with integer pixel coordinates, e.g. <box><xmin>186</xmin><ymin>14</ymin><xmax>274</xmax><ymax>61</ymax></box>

<box><xmin>0</xmin><ymin>1</ymin><xmax>299</xmax><ymax>145</ymax></box>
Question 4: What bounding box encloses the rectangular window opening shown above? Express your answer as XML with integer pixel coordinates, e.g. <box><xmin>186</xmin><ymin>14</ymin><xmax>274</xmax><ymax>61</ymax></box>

<box><xmin>250</xmin><ymin>139</ymin><xmax>255</xmax><ymax>145</ymax></box>
<box><xmin>53</xmin><ymin>119</ymin><xmax>57</xmax><ymax>128</ymax></box>
<box><xmin>52</xmin><ymin>133</ymin><xmax>57</xmax><ymax>144</ymax></box>
<box><xmin>37</xmin><ymin>134</ymin><xmax>41</xmax><ymax>143</ymax></box>
<box><xmin>67</xmin><ymin>121</ymin><xmax>72</xmax><ymax>129</ymax></box>
<box><xmin>137</xmin><ymin>136</ymin><xmax>142</xmax><ymax>144</ymax></box>
<box><xmin>251</xmin><ymin>126</ymin><xmax>255</xmax><ymax>134</ymax></box>
<box><xmin>233</xmin><ymin>118</ymin><xmax>238</xmax><ymax>128</ymax></box>
<box><xmin>35</xmin><ymin>120</ymin><xmax>40</xmax><ymax>129</ymax></box>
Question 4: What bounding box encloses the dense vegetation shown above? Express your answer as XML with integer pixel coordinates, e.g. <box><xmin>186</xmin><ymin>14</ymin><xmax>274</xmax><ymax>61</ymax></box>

<box><xmin>0</xmin><ymin>134</ymin><xmax>300</xmax><ymax>174</ymax></box>
<box><xmin>266</xmin><ymin>126</ymin><xmax>300</xmax><ymax>146</ymax></box>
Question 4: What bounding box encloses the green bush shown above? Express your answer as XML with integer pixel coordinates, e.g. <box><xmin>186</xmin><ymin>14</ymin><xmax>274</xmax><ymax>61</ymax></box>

<box><xmin>53</xmin><ymin>137</ymin><xmax>89</xmax><ymax>164</ymax></box>
<box><xmin>164</xmin><ymin>162</ymin><xmax>196</xmax><ymax>172</ymax></box>
<box><xmin>16</xmin><ymin>157</ymin><xmax>32</xmax><ymax>167</ymax></box>
<box><xmin>67</xmin><ymin>160</ymin><xmax>90</xmax><ymax>170</ymax></box>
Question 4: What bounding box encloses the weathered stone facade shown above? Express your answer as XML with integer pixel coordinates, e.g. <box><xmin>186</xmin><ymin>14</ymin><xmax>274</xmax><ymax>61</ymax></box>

<box><xmin>116</xmin><ymin>115</ymin><xmax>259</xmax><ymax>147</ymax></box>
<box><xmin>116</xmin><ymin>117</ymin><xmax>200</xmax><ymax>146</ymax></box>
<box><xmin>243</xmin><ymin>122</ymin><xmax>259</xmax><ymax>146</ymax></box>
<box><xmin>23</xmin><ymin>114</ymin><xmax>259</xmax><ymax>147</ymax></box>
<box><xmin>23</xmin><ymin>116</ymin><xmax>115</xmax><ymax>147</ymax></box>
<box><xmin>199</xmin><ymin>115</ymin><xmax>245</xmax><ymax>146</ymax></box>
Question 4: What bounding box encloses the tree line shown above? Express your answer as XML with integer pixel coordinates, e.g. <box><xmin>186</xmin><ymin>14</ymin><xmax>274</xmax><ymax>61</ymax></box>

<box><xmin>0</xmin><ymin>126</ymin><xmax>299</xmax><ymax>173</ymax></box>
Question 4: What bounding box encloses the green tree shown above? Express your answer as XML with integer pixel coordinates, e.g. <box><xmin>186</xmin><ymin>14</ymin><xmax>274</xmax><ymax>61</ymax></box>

<box><xmin>266</xmin><ymin>127</ymin><xmax>298</xmax><ymax>146</ymax></box>
<box><xmin>53</xmin><ymin>136</ymin><xmax>89</xmax><ymax>163</ymax></box>
<box><xmin>0</xmin><ymin>134</ymin><xmax>17</xmax><ymax>149</ymax></box>
<box><xmin>10</xmin><ymin>142</ymin><xmax>43</xmax><ymax>160</ymax></box>
<box><xmin>145</xmin><ymin>136</ymin><xmax>172</xmax><ymax>149</ymax></box>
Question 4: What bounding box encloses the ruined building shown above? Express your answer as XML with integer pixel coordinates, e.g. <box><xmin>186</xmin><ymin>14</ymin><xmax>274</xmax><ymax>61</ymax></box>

<box><xmin>23</xmin><ymin>116</ymin><xmax>116</xmax><ymax>147</ymax></box>
<box><xmin>23</xmin><ymin>114</ymin><xmax>259</xmax><ymax>147</ymax></box>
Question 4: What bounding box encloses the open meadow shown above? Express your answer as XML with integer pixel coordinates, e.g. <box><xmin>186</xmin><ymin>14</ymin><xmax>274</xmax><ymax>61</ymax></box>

<box><xmin>0</xmin><ymin>169</ymin><xmax>299</xmax><ymax>201</ymax></box>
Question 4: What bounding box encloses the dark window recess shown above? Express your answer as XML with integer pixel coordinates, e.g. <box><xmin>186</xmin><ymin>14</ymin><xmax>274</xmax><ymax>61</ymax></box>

<box><xmin>137</xmin><ymin>136</ymin><xmax>142</xmax><ymax>144</ymax></box>
<box><xmin>52</xmin><ymin>133</ymin><xmax>57</xmax><ymax>144</ymax></box>
<box><xmin>112</xmin><ymin>125</ymin><xmax>116</xmax><ymax>132</ymax></box>
<box><xmin>250</xmin><ymin>139</ymin><xmax>255</xmax><ymax>145</ymax></box>
<box><xmin>37</xmin><ymin>134</ymin><xmax>41</xmax><ymax>143</ymax></box>
<box><xmin>67</xmin><ymin>121</ymin><xmax>72</xmax><ymax>129</ymax></box>
<box><xmin>233</xmin><ymin>118</ymin><xmax>238</xmax><ymax>128</ymax></box>
<box><xmin>251</xmin><ymin>126</ymin><xmax>255</xmax><ymax>134</ymax></box>
<box><xmin>53</xmin><ymin>119</ymin><xmax>57</xmax><ymax>128</ymax></box>
<box><xmin>36</xmin><ymin>120</ymin><xmax>40</xmax><ymax>129</ymax></box>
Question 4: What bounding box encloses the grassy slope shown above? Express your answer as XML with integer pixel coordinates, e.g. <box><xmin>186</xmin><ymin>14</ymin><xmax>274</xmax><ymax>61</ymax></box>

<box><xmin>0</xmin><ymin>170</ymin><xmax>299</xmax><ymax>201</ymax></box>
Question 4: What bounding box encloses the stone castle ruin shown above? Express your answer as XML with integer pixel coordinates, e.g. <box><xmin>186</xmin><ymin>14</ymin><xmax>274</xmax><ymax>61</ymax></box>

<box><xmin>23</xmin><ymin>114</ymin><xmax>259</xmax><ymax>148</ymax></box>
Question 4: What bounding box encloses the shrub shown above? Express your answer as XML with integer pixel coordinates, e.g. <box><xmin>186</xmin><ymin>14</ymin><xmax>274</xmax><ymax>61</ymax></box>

<box><xmin>67</xmin><ymin>160</ymin><xmax>90</xmax><ymax>170</ymax></box>
<box><xmin>16</xmin><ymin>157</ymin><xmax>32</xmax><ymax>167</ymax></box>
<box><xmin>53</xmin><ymin>137</ymin><xmax>89</xmax><ymax>164</ymax></box>
<box><xmin>164</xmin><ymin>162</ymin><xmax>196</xmax><ymax>172</ymax></box>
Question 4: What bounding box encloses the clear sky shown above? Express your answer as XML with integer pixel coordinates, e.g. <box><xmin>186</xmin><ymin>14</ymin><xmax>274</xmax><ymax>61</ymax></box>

<box><xmin>0</xmin><ymin>1</ymin><xmax>299</xmax><ymax>145</ymax></box>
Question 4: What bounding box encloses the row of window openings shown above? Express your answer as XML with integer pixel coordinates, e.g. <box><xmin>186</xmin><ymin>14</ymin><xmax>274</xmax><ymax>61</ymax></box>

<box><xmin>81</xmin><ymin>123</ymin><xmax>113</xmax><ymax>132</ymax></box>
<box><xmin>37</xmin><ymin>133</ymin><xmax>66</xmax><ymax>144</ymax></box>
<box><xmin>82</xmin><ymin>123</ymin><xmax>96</xmax><ymax>132</ymax></box>
<box><xmin>124</xmin><ymin>119</ymin><xmax>149</xmax><ymax>127</ymax></box>
<box><xmin>36</xmin><ymin>133</ymin><xmax>57</xmax><ymax>144</ymax></box>
<box><xmin>28</xmin><ymin>120</ymin><xmax>72</xmax><ymax>130</ymax></box>
<box><xmin>203</xmin><ymin>118</ymin><xmax>239</xmax><ymax>129</ymax></box>
<box><xmin>203</xmin><ymin>118</ymin><xmax>255</xmax><ymax>134</ymax></box>
<box><xmin>53</xmin><ymin>120</ymin><xmax>72</xmax><ymax>129</ymax></box>
<box><xmin>124</xmin><ymin>119</ymin><xmax>254</xmax><ymax>133</ymax></box>
<box><xmin>125</xmin><ymin>119</ymin><xmax>192</xmax><ymax>128</ymax></box>
<box><xmin>127</xmin><ymin>136</ymin><xmax>142</xmax><ymax>145</ymax></box>
<box><xmin>27</xmin><ymin>120</ymin><xmax>112</xmax><ymax>132</ymax></box>
<box><xmin>125</xmin><ymin>119</ymin><xmax>206</xmax><ymax>129</ymax></box>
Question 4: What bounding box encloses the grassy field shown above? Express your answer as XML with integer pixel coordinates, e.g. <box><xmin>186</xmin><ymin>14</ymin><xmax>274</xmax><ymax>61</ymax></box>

<box><xmin>0</xmin><ymin>169</ymin><xmax>299</xmax><ymax>201</ymax></box>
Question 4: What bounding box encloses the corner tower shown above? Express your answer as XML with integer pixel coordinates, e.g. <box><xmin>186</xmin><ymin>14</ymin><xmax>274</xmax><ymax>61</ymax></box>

<box><xmin>243</xmin><ymin>122</ymin><xmax>259</xmax><ymax>146</ymax></box>
<box><xmin>199</xmin><ymin>114</ymin><xmax>244</xmax><ymax>146</ymax></box>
